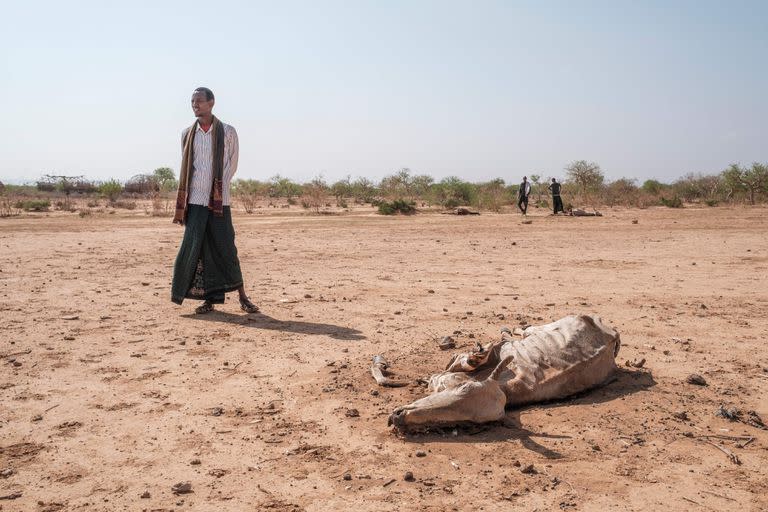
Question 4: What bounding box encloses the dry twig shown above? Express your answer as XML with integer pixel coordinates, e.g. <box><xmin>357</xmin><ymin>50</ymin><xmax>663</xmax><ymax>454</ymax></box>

<box><xmin>703</xmin><ymin>440</ymin><xmax>741</xmax><ymax>465</ymax></box>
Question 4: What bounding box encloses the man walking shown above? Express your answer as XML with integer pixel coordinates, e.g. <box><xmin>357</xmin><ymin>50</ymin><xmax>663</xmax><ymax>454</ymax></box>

<box><xmin>171</xmin><ymin>87</ymin><xmax>259</xmax><ymax>314</ymax></box>
<box><xmin>549</xmin><ymin>177</ymin><xmax>564</xmax><ymax>214</ymax></box>
<box><xmin>517</xmin><ymin>176</ymin><xmax>531</xmax><ymax>215</ymax></box>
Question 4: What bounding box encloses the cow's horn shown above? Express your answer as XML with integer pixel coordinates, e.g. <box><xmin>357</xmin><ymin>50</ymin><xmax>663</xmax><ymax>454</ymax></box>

<box><xmin>488</xmin><ymin>355</ymin><xmax>515</xmax><ymax>381</ymax></box>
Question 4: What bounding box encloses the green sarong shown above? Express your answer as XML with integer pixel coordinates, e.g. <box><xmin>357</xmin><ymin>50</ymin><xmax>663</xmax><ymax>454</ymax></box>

<box><xmin>171</xmin><ymin>205</ymin><xmax>243</xmax><ymax>305</ymax></box>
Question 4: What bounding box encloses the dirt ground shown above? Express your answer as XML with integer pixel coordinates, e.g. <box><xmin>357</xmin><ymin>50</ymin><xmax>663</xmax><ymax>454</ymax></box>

<box><xmin>1</xmin><ymin>203</ymin><xmax>767</xmax><ymax>511</ymax></box>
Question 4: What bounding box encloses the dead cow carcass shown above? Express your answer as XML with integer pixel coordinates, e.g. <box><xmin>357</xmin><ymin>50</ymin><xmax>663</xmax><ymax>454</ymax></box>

<box><xmin>389</xmin><ymin>315</ymin><xmax>621</xmax><ymax>430</ymax></box>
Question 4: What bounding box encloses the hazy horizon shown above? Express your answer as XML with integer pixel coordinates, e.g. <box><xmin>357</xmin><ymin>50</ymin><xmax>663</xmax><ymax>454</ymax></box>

<box><xmin>2</xmin><ymin>1</ymin><xmax>766</xmax><ymax>185</ymax></box>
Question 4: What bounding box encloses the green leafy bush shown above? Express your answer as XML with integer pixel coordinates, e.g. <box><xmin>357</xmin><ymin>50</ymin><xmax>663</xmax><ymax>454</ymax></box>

<box><xmin>378</xmin><ymin>199</ymin><xmax>416</xmax><ymax>215</ymax></box>
<box><xmin>15</xmin><ymin>199</ymin><xmax>51</xmax><ymax>212</ymax></box>
<box><xmin>99</xmin><ymin>179</ymin><xmax>123</xmax><ymax>202</ymax></box>
<box><xmin>660</xmin><ymin>196</ymin><xmax>683</xmax><ymax>208</ymax></box>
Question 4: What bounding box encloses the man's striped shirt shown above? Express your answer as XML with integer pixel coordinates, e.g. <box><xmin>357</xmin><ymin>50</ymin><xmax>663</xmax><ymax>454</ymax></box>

<box><xmin>182</xmin><ymin>122</ymin><xmax>239</xmax><ymax>206</ymax></box>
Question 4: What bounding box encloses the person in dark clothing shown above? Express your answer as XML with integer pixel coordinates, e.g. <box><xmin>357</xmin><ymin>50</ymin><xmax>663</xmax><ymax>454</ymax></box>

<box><xmin>517</xmin><ymin>176</ymin><xmax>531</xmax><ymax>215</ymax></box>
<box><xmin>548</xmin><ymin>178</ymin><xmax>564</xmax><ymax>214</ymax></box>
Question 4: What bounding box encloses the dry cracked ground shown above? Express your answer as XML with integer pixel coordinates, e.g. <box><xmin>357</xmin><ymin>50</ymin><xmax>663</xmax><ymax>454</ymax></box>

<box><xmin>1</xmin><ymin>204</ymin><xmax>767</xmax><ymax>511</ymax></box>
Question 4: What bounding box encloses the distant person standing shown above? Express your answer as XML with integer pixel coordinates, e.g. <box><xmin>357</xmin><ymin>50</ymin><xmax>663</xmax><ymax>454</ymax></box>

<box><xmin>170</xmin><ymin>87</ymin><xmax>259</xmax><ymax>315</ymax></box>
<box><xmin>549</xmin><ymin>178</ymin><xmax>564</xmax><ymax>214</ymax></box>
<box><xmin>517</xmin><ymin>176</ymin><xmax>531</xmax><ymax>215</ymax></box>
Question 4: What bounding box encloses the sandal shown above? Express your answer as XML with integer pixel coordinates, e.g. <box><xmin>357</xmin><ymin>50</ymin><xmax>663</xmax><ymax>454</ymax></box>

<box><xmin>195</xmin><ymin>301</ymin><xmax>215</xmax><ymax>314</ymax></box>
<box><xmin>240</xmin><ymin>297</ymin><xmax>259</xmax><ymax>314</ymax></box>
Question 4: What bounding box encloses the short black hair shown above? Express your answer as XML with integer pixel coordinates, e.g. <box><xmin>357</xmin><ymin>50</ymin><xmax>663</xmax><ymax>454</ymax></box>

<box><xmin>193</xmin><ymin>87</ymin><xmax>214</xmax><ymax>101</ymax></box>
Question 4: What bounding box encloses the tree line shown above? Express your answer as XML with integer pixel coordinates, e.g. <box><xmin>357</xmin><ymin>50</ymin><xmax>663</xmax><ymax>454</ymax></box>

<box><xmin>2</xmin><ymin>161</ymin><xmax>767</xmax><ymax>216</ymax></box>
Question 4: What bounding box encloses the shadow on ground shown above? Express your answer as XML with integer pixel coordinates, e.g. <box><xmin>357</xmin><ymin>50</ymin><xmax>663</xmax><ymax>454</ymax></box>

<box><xmin>182</xmin><ymin>311</ymin><xmax>366</xmax><ymax>341</ymax></box>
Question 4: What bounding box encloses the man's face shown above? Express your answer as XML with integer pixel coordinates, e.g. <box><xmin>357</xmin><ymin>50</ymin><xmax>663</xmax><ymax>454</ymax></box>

<box><xmin>191</xmin><ymin>92</ymin><xmax>214</xmax><ymax>118</ymax></box>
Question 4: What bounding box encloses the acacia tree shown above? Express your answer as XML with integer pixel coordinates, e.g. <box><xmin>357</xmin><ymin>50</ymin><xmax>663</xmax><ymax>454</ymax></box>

<box><xmin>530</xmin><ymin>174</ymin><xmax>542</xmax><ymax>203</ymax></box>
<box><xmin>379</xmin><ymin>168</ymin><xmax>413</xmax><ymax>199</ymax></box>
<box><xmin>565</xmin><ymin>160</ymin><xmax>604</xmax><ymax>205</ymax></box>
<box><xmin>722</xmin><ymin>163</ymin><xmax>768</xmax><ymax>205</ymax></box>
<box><xmin>153</xmin><ymin>167</ymin><xmax>177</xmax><ymax>192</ymax></box>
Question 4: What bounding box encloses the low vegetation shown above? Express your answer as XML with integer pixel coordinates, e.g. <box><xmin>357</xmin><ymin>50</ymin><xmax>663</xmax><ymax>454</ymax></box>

<box><xmin>2</xmin><ymin>162</ymin><xmax>767</xmax><ymax>217</ymax></box>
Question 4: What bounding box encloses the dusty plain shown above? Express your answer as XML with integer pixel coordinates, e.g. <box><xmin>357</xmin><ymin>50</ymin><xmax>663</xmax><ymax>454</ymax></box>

<box><xmin>1</xmin><ymin>203</ymin><xmax>767</xmax><ymax>511</ymax></box>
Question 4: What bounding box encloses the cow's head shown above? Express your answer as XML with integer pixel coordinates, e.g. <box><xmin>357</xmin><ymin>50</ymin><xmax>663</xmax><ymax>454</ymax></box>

<box><xmin>389</xmin><ymin>356</ymin><xmax>513</xmax><ymax>431</ymax></box>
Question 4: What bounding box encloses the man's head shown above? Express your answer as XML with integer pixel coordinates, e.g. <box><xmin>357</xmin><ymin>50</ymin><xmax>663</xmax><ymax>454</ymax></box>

<box><xmin>191</xmin><ymin>87</ymin><xmax>215</xmax><ymax>120</ymax></box>
<box><xmin>552</xmin><ymin>178</ymin><xmax>557</xmax><ymax>183</ymax></box>
<box><xmin>523</xmin><ymin>176</ymin><xmax>527</xmax><ymax>182</ymax></box>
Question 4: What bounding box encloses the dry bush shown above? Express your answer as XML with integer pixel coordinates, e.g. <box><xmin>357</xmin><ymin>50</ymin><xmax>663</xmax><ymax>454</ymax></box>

<box><xmin>55</xmin><ymin>199</ymin><xmax>78</xmax><ymax>212</ymax></box>
<box><xmin>0</xmin><ymin>195</ymin><xmax>20</xmax><ymax>217</ymax></box>
<box><xmin>111</xmin><ymin>200</ymin><xmax>137</xmax><ymax>210</ymax></box>
<box><xmin>302</xmin><ymin>176</ymin><xmax>329</xmax><ymax>213</ymax></box>
<box><xmin>150</xmin><ymin>194</ymin><xmax>170</xmax><ymax>217</ymax></box>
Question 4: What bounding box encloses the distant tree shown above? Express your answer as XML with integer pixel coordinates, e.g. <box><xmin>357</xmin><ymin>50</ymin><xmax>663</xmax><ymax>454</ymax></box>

<box><xmin>99</xmin><ymin>179</ymin><xmax>123</xmax><ymax>203</ymax></box>
<box><xmin>565</xmin><ymin>160</ymin><xmax>604</xmax><ymax>198</ymax></box>
<box><xmin>269</xmin><ymin>174</ymin><xmax>302</xmax><ymax>201</ymax></box>
<box><xmin>722</xmin><ymin>162</ymin><xmax>768</xmax><ymax>205</ymax></box>
<box><xmin>410</xmin><ymin>174</ymin><xmax>434</xmax><ymax>200</ymax></box>
<box><xmin>232</xmin><ymin>179</ymin><xmax>268</xmax><ymax>213</ymax></box>
<box><xmin>641</xmin><ymin>179</ymin><xmax>666</xmax><ymax>195</ymax></box>
<box><xmin>153</xmin><ymin>167</ymin><xmax>177</xmax><ymax>191</ymax></box>
<box><xmin>672</xmin><ymin>173</ymin><xmax>723</xmax><ymax>203</ymax></box>
<box><xmin>380</xmin><ymin>168</ymin><xmax>413</xmax><ymax>199</ymax></box>
<box><xmin>529</xmin><ymin>174</ymin><xmax>542</xmax><ymax>203</ymax></box>
<box><xmin>433</xmin><ymin>176</ymin><xmax>476</xmax><ymax>208</ymax></box>
<box><xmin>349</xmin><ymin>177</ymin><xmax>377</xmax><ymax>203</ymax></box>
<box><xmin>604</xmin><ymin>178</ymin><xmax>639</xmax><ymax>207</ymax></box>
<box><xmin>476</xmin><ymin>178</ymin><xmax>507</xmax><ymax>212</ymax></box>
<box><xmin>330</xmin><ymin>175</ymin><xmax>352</xmax><ymax>206</ymax></box>
<box><xmin>303</xmin><ymin>175</ymin><xmax>329</xmax><ymax>212</ymax></box>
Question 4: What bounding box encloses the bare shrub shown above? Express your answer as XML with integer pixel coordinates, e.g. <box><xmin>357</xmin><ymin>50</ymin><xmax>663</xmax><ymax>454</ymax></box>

<box><xmin>112</xmin><ymin>200</ymin><xmax>137</xmax><ymax>210</ymax></box>
<box><xmin>302</xmin><ymin>176</ymin><xmax>329</xmax><ymax>213</ymax></box>
<box><xmin>232</xmin><ymin>179</ymin><xmax>268</xmax><ymax>214</ymax></box>
<box><xmin>0</xmin><ymin>195</ymin><xmax>19</xmax><ymax>217</ymax></box>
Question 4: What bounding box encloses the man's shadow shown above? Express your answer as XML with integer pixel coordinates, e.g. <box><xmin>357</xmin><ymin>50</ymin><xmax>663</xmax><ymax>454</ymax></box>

<box><xmin>399</xmin><ymin>368</ymin><xmax>656</xmax><ymax>459</ymax></box>
<box><xmin>182</xmin><ymin>311</ymin><xmax>366</xmax><ymax>341</ymax></box>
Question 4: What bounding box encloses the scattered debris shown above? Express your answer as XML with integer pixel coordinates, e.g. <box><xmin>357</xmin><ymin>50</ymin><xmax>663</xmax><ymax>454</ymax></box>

<box><xmin>345</xmin><ymin>408</ymin><xmax>360</xmax><ymax>418</ymax></box>
<box><xmin>672</xmin><ymin>411</ymin><xmax>689</xmax><ymax>421</ymax></box>
<box><xmin>0</xmin><ymin>468</ymin><xmax>14</xmax><ymax>478</ymax></box>
<box><xmin>686</xmin><ymin>374</ymin><xmax>707</xmax><ymax>386</ymax></box>
<box><xmin>210</xmin><ymin>407</ymin><xmax>224</xmax><ymax>417</ymax></box>
<box><xmin>0</xmin><ymin>491</ymin><xmax>22</xmax><ymax>500</ymax></box>
<box><xmin>383</xmin><ymin>478</ymin><xmax>397</xmax><ymax>487</ymax></box>
<box><xmin>171</xmin><ymin>482</ymin><xmax>193</xmax><ymax>495</ymax></box>
<box><xmin>715</xmin><ymin>406</ymin><xmax>767</xmax><ymax>430</ymax></box>
<box><xmin>520</xmin><ymin>464</ymin><xmax>537</xmax><ymax>475</ymax></box>
<box><xmin>415</xmin><ymin>450</ymin><xmax>426</xmax><ymax>457</ymax></box>
<box><xmin>438</xmin><ymin>336</ymin><xmax>455</xmax><ymax>350</ymax></box>
<box><xmin>703</xmin><ymin>440</ymin><xmax>741</xmax><ymax>465</ymax></box>
<box><xmin>403</xmin><ymin>471</ymin><xmax>415</xmax><ymax>482</ymax></box>
<box><xmin>140</xmin><ymin>491</ymin><xmax>151</xmax><ymax>499</ymax></box>
<box><xmin>454</xmin><ymin>207</ymin><xmax>480</xmax><ymax>215</ymax></box>
<box><xmin>625</xmin><ymin>358</ymin><xmax>645</xmax><ymax>368</ymax></box>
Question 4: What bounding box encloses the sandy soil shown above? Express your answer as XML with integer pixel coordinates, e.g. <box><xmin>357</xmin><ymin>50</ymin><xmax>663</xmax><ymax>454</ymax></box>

<box><xmin>1</xmin><ymin>204</ymin><xmax>767</xmax><ymax>511</ymax></box>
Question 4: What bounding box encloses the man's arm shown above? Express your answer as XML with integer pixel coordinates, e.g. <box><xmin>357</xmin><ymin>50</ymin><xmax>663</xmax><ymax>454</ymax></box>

<box><xmin>224</xmin><ymin>126</ymin><xmax>239</xmax><ymax>181</ymax></box>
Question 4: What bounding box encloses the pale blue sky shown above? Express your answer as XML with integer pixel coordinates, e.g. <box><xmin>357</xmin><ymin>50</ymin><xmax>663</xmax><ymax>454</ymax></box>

<box><xmin>1</xmin><ymin>0</ymin><xmax>766</xmax><ymax>184</ymax></box>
